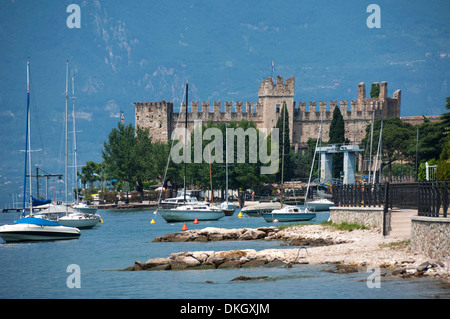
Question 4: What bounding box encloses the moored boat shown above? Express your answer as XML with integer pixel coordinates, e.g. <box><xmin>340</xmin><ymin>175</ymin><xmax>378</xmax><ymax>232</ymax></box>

<box><xmin>305</xmin><ymin>198</ymin><xmax>334</xmax><ymax>211</ymax></box>
<box><xmin>0</xmin><ymin>217</ymin><xmax>80</xmax><ymax>243</ymax></box>
<box><xmin>158</xmin><ymin>204</ymin><xmax>225</xmax><ymax>222</ymax></box>
<box><xmin>33</xmin><ymin>204</ymin><xmax>102</xmax><ymax>229</ymax></box>
<box><xmin>241</xmin><ymin>202</ymin><xmax>281</xmax><ymax>217</ymax></box>
<box><xmin>262</xmin><ymin>205</ymin><xmax>316</xmax><ymax>222</ymax></box>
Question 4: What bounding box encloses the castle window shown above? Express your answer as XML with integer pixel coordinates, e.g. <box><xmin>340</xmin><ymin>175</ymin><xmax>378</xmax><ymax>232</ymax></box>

<box><xmin>276</xmin><ymin>105</ymin><xmax>280</xmax><ymax>113</ymax></box>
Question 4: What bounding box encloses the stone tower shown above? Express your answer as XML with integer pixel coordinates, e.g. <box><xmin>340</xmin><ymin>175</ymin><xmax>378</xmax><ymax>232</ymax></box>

<box><xmin>258</xmin><ymin>76</ymin><xmax>295</xmax><ymax>141</ymax></box>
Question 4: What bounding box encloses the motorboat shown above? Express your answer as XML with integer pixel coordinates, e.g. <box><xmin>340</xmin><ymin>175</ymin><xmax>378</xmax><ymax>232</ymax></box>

<box><xmin>262</xmin><ymin>205</ymin><xmax>316</xmax><ymax>223</ymax></box>
<box><xmin>158</xmin><ymin>203</ymin><xmax>225</xmax><ymax>222</ymax></box>
<box><xmin>0</xmin><ymin>217</ymin><xmax>80</xmax><ymax>243</ymax></box>
<box><xmin>218</xmin><ymin>201</ymin><xmax>238</xmax><ymax>216</ymax></box>
<box><xmin>241</xmin><ymin>201</ymin><xmax>281</xmax><ymax>217</ymax></box>
<box><xmin>159</xmin><ymin>195</ymin><xmax>200</xmax><ymax>209</ymax></box>
<box><xmin>305</xmin><ymin>198</ymin><xmax>334</xmax><ymax>211</ymax></box>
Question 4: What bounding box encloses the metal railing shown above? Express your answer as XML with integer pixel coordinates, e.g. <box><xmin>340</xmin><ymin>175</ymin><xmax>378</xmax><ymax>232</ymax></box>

<box><xmin>333</xmin><ymin>181</ymin><xmax>449</xmax><ymax>218</ymax></box>
<box><xmin>418</xmin><ymin>181</ymin><xmax>449</xmax><ymax>218</ymax></box>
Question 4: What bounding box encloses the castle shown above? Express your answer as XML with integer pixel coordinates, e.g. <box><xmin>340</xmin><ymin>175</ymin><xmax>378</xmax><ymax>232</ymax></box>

<box><xmin>134</xmin><ymin>76</ymin><xmax>401</xmax><ymax>152</ymax></box>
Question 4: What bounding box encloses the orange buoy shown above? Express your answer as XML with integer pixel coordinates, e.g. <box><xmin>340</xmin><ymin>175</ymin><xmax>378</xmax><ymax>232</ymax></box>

<box><xmin>181</xmin><ymin>223</ymin><xmax>188</xmax><ymax>231</ymax></box>
<box><xmin>193</xmin><ymin>218</ymin><xmax>199</xmax><ymax>224</ymax></box>
<box><xmin>273</xmin><ymin>219</ymin><xmax>279</xmax><ymax>223</ymax></box>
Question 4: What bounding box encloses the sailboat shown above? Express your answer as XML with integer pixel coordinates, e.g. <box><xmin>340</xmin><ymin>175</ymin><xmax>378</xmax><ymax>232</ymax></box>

<box><xmin>69</xmin><ymin>74</ymin><xmax>98</xmax><ymax>215</ymax></box>
<box><xmin>32</xmin><ymin>61</ymin><xmax>101</xmax><ymax>229</ymax></box>
<box><xmin>262</xmin><ymin>102</ymin><xmax>316</xmax><ymax>223</ymax></box>
<box><xmin>304</xmin><ymin>112</ymin><xmax>334</xmax><ymax>212</ymax></box>
<box><xmin>0</xmin><ymin>61</ymin><xmax>81</xmax><ymax>242</ymax></box>
<box><xmin>157</xmin><ymin>82</ymin><xmax>225</xmax><ymax>222</ymax></box>
<box><xmin>215</xmin><ymin>124</ymin><xmax>237</xmax><ymax>216</ymax></box>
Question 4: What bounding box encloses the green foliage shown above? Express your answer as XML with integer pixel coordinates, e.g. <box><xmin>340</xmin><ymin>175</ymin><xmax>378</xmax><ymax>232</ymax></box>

<box><xmin>329</xmin><ymin>106</ymin><xmax>346</xmax><ymax>178</ymax></box>
<box><xmin>370</xmin><ymin>83</ymin><xmax>380</xmax><ymax>98</ymax></box>
<box><xmin>320</xmin><ymin>220</ymin><xmax>369</xmax><ymax>231</ymax></box>
<box><xmin>275</xmin><ymin>102</ymin><xmax>292</xmax><ymax>182</ymax></box>
<box><xmin>361</xmin><ymin>98</ymin><xmax>450</xmax><ymax>181</ymax></box>
<box><xmin>78</xmin><ymin>160</ymin><xmax>102</xmax><ymax>188</ymax></box>
<box><xmin>101</xmin><ymin>123</ymin><xmax>157</xmax><ymax>200</ymax></box>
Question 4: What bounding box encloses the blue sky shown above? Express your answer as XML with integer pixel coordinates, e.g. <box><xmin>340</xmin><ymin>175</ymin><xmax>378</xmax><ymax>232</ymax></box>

<box><xmin>0</xmin><ymin>0</ymin><xmax>449</xmax><ymax>208</ymax></box>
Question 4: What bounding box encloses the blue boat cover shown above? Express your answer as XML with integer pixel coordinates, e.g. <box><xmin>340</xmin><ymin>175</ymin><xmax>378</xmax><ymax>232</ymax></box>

<box><xmin>14</xmin><ymin>217</ymin><xmax>61</xmax><ymax>227</ymax></box>
<box><xmin>32</xmin><ymin>197</ymin><xmax>51</xmax><ymax>206</ymax></box>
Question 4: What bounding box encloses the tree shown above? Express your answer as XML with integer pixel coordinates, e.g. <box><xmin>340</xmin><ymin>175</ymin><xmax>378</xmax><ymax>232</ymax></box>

<box><xmin>437</xmin><ymin>97</ymin><xmax>450</xmax><ymax>180</ymax></box>
<box><xmin>102</xmin><ymin>123</ymin><xmax>155</xmax><ymax>201</ymax></box>
<box><xmin>275</xmin><ymin>102</ymin><xmax>292</xmax><ymax>182</ymax></box>
<box><xmin>79</xmin><ymin>161</ymin><xmax>102</xmax><ymax>189</ymax></box>
<box><xmin>370</xmin><ymin>83</ymin><xmax>380</xmax><ymax>98</ymax></box>
<box><xmin>361</xmin><ymin>118</ymin><xmax>415</xmax><ymax>181</ymax></box>
<box><xmin>328</xmin><ymin>106</ymin><xmax>346</xmax><ymax>178</ymax></box>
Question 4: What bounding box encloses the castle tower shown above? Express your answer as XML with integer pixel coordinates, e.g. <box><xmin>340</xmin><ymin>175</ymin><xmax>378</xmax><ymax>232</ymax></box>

<box><xmin>358</xmin><ymin>82</ymin><xmax>366</xmax><ymax>100</ymax></box>
<box><xmin>258</xmin><ymin>76</ymin><xmax>295</xmax><ymax>141</ymax></box>
<box><xmin>379</xmin><ymin>81</ymin><xmax>388</xmax><ymax>100</ymax></box>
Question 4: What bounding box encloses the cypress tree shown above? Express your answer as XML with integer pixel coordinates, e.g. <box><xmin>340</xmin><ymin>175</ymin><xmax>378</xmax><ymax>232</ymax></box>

<box><xmin>328</xmin><ymin>106</ymin><xmax>346</xmax><ymax>178</ymax></box>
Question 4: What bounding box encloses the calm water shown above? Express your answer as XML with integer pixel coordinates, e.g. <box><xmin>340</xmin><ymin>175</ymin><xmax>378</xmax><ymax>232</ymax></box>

<box><xmin>0</xmin><ymin>208</ymin><xmax>448</xmax><ymax>299</ymax></box>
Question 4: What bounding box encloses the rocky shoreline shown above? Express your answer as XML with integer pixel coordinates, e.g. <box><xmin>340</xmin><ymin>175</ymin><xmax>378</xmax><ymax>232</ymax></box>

<box><xmin>126</xmin><ymin>225</ymin><xmax>450</xmax><ymax>283</ymax></box>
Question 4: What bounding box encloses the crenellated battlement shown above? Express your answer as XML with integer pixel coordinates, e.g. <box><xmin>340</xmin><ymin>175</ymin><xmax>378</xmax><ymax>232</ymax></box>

<box><xmin>134</xmin><ymin>76</ymin><xmax>401</xmax><ymax>150</ymax></box>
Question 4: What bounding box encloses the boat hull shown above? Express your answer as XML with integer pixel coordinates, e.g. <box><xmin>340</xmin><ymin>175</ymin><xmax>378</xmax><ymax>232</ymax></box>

<box><xmin>57</xmin><ymin>216</ymin><xmax>101</xmax><ymax>229</ymax></box>
<box><xmin>306</xmin><ymin>200</ymin><xmax>334</xmax><ymax>212</ymax></box>
<box><xmin>159</xmin><ymin>210</ymin><xmax>225</xmax><ymax>222</ymax></box>
<box><xmin>223</xmin><ymin>209</ymin><xmax>234</xmax><ymax>216</ymax></box>
<box><xmin>262</xmin><ymin>212</ymin><xmax>316</xmax><ymax>222</ymax></box>
<box><xmin>0</xmin><ymin>224</ymin><xmax>81</xmax><ymax>242</ymax></box>
<box><xmin>241</xmin><ymin>202</ymin><xmax>281</xmax><ymax>217</ymax></box>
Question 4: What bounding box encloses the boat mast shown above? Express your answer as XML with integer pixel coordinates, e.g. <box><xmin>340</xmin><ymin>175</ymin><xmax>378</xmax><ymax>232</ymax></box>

<box><xmin>184</xmin><ymin>81</ymin><xmax>188</xmax><ymax>203</ymax></box>
<box><xmin>305</xmin><ymin>112</ymin><xmax>322</xmax><ymax>203</ymax></box>
<box><xmin>225</xmin><ymin>123</ymin><xmax>228</xmax><ymax>205</ymax></box>
<box><xmin>280</xmin><ymin>101</ymin><xmax>286</xmax><ymax>207</ymax></box>
<box><xmin>23</xmin><ymin>61</ymin><xmax>32</xmax><ymax>215</ymax></box>
<box><xmin>72</xmin><ymin>75</ymin><xmax>79</xmax><ymax>202</ymax></box>
<box><xmin>65</xmin><ymin>61</ymin><xmax>69</xmax><ymax>213</ymax></box>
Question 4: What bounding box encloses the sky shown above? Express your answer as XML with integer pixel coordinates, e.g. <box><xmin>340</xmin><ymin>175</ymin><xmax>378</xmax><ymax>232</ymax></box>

<box><xmin>0</xmin><ymin>0</ymin><xmax>449</xmax><ymax>208</ymax></box>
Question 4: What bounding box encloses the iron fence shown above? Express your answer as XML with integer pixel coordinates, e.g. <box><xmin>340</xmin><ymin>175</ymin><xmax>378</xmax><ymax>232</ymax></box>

<box><xmin>333</xmin><ymin>181</ymin><xmax>449</xmax><ymax>218</ymax></box>
<box><xmin>418</xmin><ymin>181</ymin><xmax>449</xmax><ymax>218</ymax></box>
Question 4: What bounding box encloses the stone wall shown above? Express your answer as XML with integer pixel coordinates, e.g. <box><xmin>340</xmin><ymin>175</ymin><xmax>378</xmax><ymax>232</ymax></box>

<box><xmin>329</xmin><ymin>206</ymin><xmax>385</xmax><ymax>231</ymax></box>
<box><xmin>410</xmin><ymin>217</ymin><xmax>450</xmax><ymax>260</ymax></box>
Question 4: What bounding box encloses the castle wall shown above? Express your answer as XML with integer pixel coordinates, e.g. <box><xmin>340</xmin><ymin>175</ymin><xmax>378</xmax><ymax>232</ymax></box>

<box><xmin>134</xmin><ymin>77</ymin><xmax>401</xmax><ymax>152</ymax></box>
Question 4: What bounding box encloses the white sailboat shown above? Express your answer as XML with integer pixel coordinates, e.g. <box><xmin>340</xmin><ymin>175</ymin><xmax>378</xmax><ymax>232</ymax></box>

<box><xmin>157</xmin><ymin>82</ymin><xmax>224</xmax><ymax>222</ymax></box>
<box><xmin>69</xmin><ymin>74</ymin><xmax>98</xmax><ymax>215</ymax></box>
<box><xmin>35</xmin><ymin>61</ymin><xmax>101</xmax><ymax>229</ymax></box>
<box><xmin>262</xmin><ymin>102</ymin><xmax>315</xmax><ymax>223</ymax></box>
<box><xmin>0</xmin><ymin>61</ymin><xmax>81</xmax><ymax>242</ymax></box>
<box><xmin>57</xmin><ymin>61</ymin><xmax>101</xmax><ymax>228</ymax></box>
<box><xmin>304</xmin><ymin>112</ymin><xmax>334</xmax><ymax>212</ymax></box>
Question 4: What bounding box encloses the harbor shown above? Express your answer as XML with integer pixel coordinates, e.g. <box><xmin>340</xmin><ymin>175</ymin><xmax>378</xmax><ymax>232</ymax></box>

<box><xmin>1</xmin><ymin>208</ymin><xmax>449</xmax><ymax>299</ymax></box>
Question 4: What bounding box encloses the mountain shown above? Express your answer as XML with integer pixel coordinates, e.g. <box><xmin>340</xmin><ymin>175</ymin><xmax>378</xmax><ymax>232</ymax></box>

<box><xmin>0</xmin><ymin>0</ymin><xmax>449</xmax><ymax>208</ymax></box>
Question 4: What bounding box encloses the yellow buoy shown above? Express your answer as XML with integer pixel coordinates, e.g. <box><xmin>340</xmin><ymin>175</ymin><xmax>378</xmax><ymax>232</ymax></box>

<box><xmin>150</xmin><ymin>219</ymin><xmax>155</xmax><ymax>224</ymax></box>
<box><xmin>238</xmin><ymin>211</ymin><xmax>243</xmax><ymax>218</ymax></box>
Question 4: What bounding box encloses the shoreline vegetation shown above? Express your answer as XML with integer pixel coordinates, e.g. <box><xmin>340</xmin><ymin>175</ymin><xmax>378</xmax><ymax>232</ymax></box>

<box><xmin>125</xmin><ymin>222</ymin><xmax>450</xmax><ymax>284</ymax></box>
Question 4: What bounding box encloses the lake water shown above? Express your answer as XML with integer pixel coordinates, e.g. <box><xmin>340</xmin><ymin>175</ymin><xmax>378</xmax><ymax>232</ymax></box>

<box><xmin>0</xmin><ymin>208</ymin><xmax>449</xmax><ymax>300</ymax></box>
